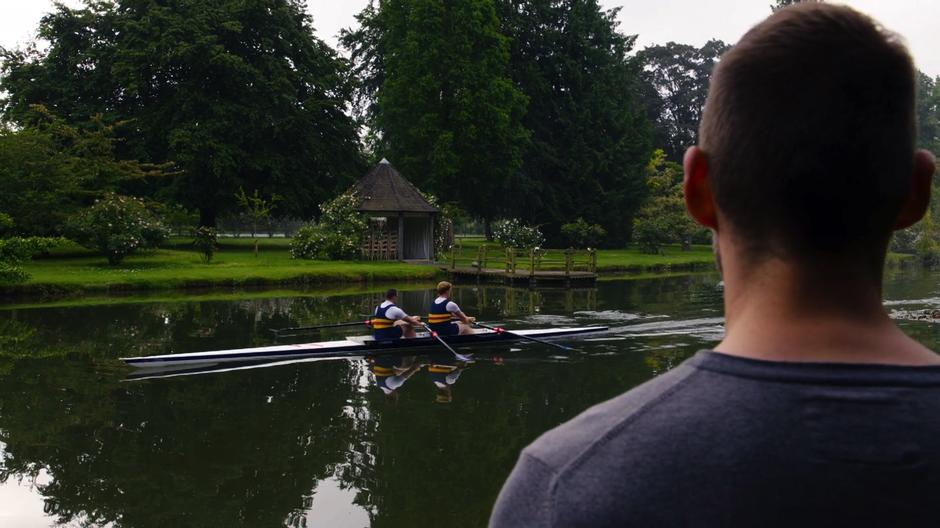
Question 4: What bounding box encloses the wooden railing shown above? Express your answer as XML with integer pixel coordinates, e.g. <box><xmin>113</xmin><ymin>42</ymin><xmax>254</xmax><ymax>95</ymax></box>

<box><xmin>449</xmin><ymin>241</ymin><xmax>596</xmax><ymax>277</ymax></box>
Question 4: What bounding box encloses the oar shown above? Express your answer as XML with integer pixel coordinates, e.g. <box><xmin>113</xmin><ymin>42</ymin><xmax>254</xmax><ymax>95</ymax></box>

<box><xmin>270</xmin><ymin>319</ymin><xmax>373</xmax><ymax>337</ymax></box>
<box><xmin>473</xmin><ymin>322</ymin><xmax>575</xmax><ymax>352</ymax></box>
<box><xmin>420</xmin><ymin>323</ymin><xmax>471</xmax><ymax>362</ymax></box>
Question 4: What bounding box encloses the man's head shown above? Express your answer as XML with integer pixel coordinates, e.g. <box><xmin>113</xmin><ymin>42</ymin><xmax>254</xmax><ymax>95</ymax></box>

<box><xmin>437</xmin><ymin>281</ymin><xmax>453</xmax><ymax>297</ymax></box>
<box><xmin>386</xmin><ymin>288</ymin><xmax>398</xmax><ymax>302</ymax></box>
<box><xmin>686</xmin><ymin>3</ymin><xmax>934</xmax><ymax>280</ymax></box>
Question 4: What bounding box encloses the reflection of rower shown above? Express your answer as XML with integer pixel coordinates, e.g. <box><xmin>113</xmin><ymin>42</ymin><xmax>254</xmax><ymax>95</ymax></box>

<box><xmin>428</xmin><ymin>352</ymin><xmax>470</xmax><ymax>403</ymax></box>
<box><xmin>371</xmin><ymin>355</ymin><xmax>422</xmax><ymax>398</ymax></box>
<box><xmin>428</xmin><ymin>281</ymin><xmax>475</xmax><ymax>336</ymax></box>
<box><xmin>372</xmin><ymin>289</ymin><xmax>422</xmax><ymax>341</ymax></box>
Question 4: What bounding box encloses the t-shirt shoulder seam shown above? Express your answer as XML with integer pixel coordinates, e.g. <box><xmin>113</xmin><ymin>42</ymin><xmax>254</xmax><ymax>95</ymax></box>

<box><xmin>552</xmin><ymin>365</ymin><xmax>703</xmax><ymax>481</ymax></box>
<box><xmin>524</xmin><ymin>453</ymin><xmax>562</xmax><ymax>528</ymax></box>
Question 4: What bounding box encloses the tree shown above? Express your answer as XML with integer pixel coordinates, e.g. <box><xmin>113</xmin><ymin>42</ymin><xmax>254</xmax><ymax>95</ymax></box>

<box><xmin>1</xmin><ymin>0</ymin><xmax>365</xmax><ymax>226</ymax></box>
<box><xmin>916</xmin><ymin>72</ymin><xmax>940</xmax><ymax>156</ymax></box>
<box><xmin>637</xmin><ymin>40</ymin><xmax>729</xmax><ymax>162</ymax></box>
<box><xmin>894</xmin><ymin>72</ymin><xmax>940</xmax><ymax>256</ymax></box>
<box><xmin>772</xmin><ymin>0</ymin><xmax>815</xmax><ymax>11</ymax></box>
<box><xmin>496</xmin><ymin>0</ymin><xmax>652</xmax><ymax>246</ymax></box>
<box><xmin>0</xmin><ymin>106</ymin><xmax>169</xmax><ymax>236</ymax></box>
<box><xmin>342</xmin><ymin>0</ymin><xmax>529</xmax><ymax>226</ymax></box>
<box><xmin>633</xmin><ymin>150</ymin><xmax>705</xmax><ymax>254</ymax></box>
<box><xmin>235</xmin><ymin>187</ymin><xmax>280</xmax><ymax>255</ymax></box>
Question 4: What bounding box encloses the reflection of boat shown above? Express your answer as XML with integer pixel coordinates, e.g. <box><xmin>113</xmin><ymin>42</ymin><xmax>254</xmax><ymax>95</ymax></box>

<box><xmin>120</xmin><ymin>326</ymin><xmax>607</xmax><ymax>368</ymax></box>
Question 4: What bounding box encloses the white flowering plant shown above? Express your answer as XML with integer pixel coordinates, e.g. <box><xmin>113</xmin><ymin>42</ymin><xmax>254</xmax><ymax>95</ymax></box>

<box><xmin>66</xmin><ymin>194</ymin><xmax>169</xmax><ymax>264</ymax></box>
<box><xmin>492</xmin><ymin>218</ymin><xmax>545</xmax><ymax>250</ymax></box>
<box><xmin>290</xmin><ymin>193</ymin><xmax>367</xmax><ymax>260</ymax></box>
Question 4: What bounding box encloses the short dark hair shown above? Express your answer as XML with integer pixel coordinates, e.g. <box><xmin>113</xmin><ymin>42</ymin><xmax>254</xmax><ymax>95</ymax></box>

<box><xmin>700</xmin><ymin>3</ymin><xmax>916</xmax><ymax>261</ymax></box>
<box><xmin>386</xmin><ymin>288</ymin><xmax>398</xmax><ymax>299</ymax></box>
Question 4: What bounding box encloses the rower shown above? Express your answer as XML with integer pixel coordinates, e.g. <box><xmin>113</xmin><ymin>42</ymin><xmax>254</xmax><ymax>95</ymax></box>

<box><xmin>370</xmin><ymin>355</ymin><xmax>422</xmax><ymax>399</ymax></box>
<box><xmin>428</xmin><ymin>281</ymin><xmax>475</xmax><ymax>336</ymax></box>
<box><xmin>372</xmin><ymin>289</ymin><xmax>421</xmax><ymax>341</ymax></box>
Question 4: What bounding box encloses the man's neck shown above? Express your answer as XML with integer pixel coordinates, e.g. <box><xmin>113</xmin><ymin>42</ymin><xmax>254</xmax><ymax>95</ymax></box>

<box><xmin>716</xmin><ymin>256</ymin><xmax>940</xmax><ymax>366</ymax></box>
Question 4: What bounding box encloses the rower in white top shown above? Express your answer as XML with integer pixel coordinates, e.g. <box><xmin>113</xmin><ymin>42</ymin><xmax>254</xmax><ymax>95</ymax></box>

<box><xmin>427</xmin><ymin>281</ymin><xmax>476</xmax><ymax>336</ymax></box>
<box><xmin>371</xmin><ymin>289</ymin><xmax>422</xmax><ymax>340</ymax></box>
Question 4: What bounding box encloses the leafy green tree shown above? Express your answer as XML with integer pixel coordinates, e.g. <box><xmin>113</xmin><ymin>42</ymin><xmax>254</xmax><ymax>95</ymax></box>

<box><xmin>772</xmin><ymin>0</ymin><xmax>814</xmax><ymax>11</ymax></box>
<box><xmin>1</xmin><ymin>0</ymin><xmax>365</xmax><ymax>226</ymax></box>
<box><xmin>342</xmin><ymin>0</ymin><xmax>529</xmax><ymax>226</ymax></box>
<box><xmin>894</xmin><ymin>72</ymin><xmax>940</xmax><ymax>255</ymax></box>
<box><xmin>235</xmin><ymin>187</ymin><xmax>280</xmax><ymax>255</ymax></box>
<box><xmin>916</xmin><ymin>72</ymin><xmax>940</xmax><ymax>156</ymax></box>
<box><xmin>0</xmin><ymin>106</ymin><xmax>168</xmax><ymax>236</ymax></box>
<box><xmin>637</xmin><ymin>40</ymin><xmax>729</xmax><ymax>162</ymax></box>
<box><xmin>632</xmin><ymin>150</ymin><xmax>705</xmax><ymax>254</ymax></box>
<box><xmin>496</xmin><ymin>0</ymin><xmax>652</xmax><ymax>246</ymax></box>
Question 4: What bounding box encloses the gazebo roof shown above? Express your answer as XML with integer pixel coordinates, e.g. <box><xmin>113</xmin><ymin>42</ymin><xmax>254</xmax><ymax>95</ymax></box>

<box><xmin>351</xmin><ymin>159</ymin><xmax>438</xmax><ymax>214</ymax></box>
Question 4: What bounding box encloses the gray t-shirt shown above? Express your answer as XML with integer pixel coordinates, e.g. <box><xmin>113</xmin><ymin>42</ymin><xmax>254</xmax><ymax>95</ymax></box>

<box><xmin>490</xmin><ymin>350</ymin><xmax>940</xmax><ymax>527</ymax></box>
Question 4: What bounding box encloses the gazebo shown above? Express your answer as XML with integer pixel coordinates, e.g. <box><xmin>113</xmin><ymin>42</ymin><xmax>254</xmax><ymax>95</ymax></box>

<box><xmin>352</xmin><ymin>159</ymin><xmax>438</xmax><ymax>261</ymax></box>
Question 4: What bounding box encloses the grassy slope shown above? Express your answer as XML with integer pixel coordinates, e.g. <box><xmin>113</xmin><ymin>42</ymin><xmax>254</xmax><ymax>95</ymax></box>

<box><xmin>8</xmin><ymin>236</ymin><xmax>913</xmax><ymax>299</ymax></box>
<box><xmin>10</xmin><ymin>239</ymin><xmax>440</xmax><ymax>296</ymax></box>
<box><xmin>443</xmin><ymin>237</ymin><xmax>715</xmax><ymax>272</ymax></box>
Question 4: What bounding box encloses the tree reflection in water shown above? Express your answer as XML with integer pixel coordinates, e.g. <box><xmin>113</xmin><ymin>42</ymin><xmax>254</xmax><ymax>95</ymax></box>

<box><xmin>0</xmin><ymin>276</ymin><xmax>730</xmax><ymax>527</ymax></box>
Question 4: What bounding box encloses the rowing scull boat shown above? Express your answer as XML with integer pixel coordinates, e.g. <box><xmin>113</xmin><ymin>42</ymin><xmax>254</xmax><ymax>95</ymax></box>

<box><xmin>120</xmin><ymin>326</ymin><xmax>607</xmax><ymax>368</ymax></box>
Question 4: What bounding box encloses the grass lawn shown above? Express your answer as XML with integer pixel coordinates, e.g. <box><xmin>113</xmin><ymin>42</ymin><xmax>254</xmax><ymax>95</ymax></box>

<box><xmin>8</xmin><ymin>238</ymin><xmax>440</xmax><ymax>297</ymax></box>
<box><xmin>444</xmin><ymin>237</ymin><xmax>716</xmax><ymax>273</ymax></box>
<box><xmin>7</xmin><ymin>235</ymin><xmax>915</xmax><ymax>300</ymax></box>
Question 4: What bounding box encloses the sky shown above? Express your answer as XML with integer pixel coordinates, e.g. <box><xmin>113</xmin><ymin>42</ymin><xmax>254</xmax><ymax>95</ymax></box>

<box><xmin>0</xmin><ymin>0</ymin><xmax>936</xmax><ymax>76</ymax></box>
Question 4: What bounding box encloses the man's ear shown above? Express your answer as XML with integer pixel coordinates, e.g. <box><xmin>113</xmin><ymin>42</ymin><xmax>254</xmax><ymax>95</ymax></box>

<box><xmin>894</xmin><ymin>149</ymin><xmax>936</xmax><ymax>230</ymax></box>
<box><xmin>683</xmin><ymin>146</ymin><xmax>719</xmax><ymax>230</ymax></box>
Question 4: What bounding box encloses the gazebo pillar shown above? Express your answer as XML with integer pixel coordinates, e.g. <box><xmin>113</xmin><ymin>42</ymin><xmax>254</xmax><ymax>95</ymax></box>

<box><xmin>397</xmin><ymin>214</ymin><xmax>404</xmax><ymax>260</ymax></box>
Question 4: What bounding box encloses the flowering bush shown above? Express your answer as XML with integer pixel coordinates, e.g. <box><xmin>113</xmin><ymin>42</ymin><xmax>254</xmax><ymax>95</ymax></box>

<box><xmin>66</xmin><ymin>194</ymin><xmax>169</xmax><ymax>264</ymax></box>
<box><xmin>560</xmin><ymin>218</ymin><xmax>607</xmax><ymax>249</ymax></box>
<box><xmin>290</xmin><ymin>193</ymin><xmax>367</xmax><ymax>260</ymax></box>
<box><xmin>192</xmin><ymin>226</ymin><xmax>218</xmax><ymax>263</ymax></box>
<box><xmin>291</xmin><ymin>225</ymin><xmax>362</xmax><ymax>260</ymax></box>
<box><xmin>492</xmin><ymin>218</ymin><xmax>545</xmax><ymax>250</ymax></box>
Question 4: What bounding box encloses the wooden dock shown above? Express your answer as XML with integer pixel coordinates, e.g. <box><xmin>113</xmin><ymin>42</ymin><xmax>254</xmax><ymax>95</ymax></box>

<box><xmin>446</xmin><ymin>266</ymin><xmax>597</xmax><ymax>286</ymax></box>
<box><xmin>444</xmin><ymin>244</ymin><xmax>598</xmax><ymax>286</ymax></box>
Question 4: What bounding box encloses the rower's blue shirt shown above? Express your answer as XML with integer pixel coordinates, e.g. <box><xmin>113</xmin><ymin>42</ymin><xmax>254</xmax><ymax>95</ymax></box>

<box><xmin>372</xmin><ymin>302</ymin><xmax>402</xmax><ymax>341</ymax></box>
<box><xmin>428</xmin><ymin>297</ymin><xmax>459</xmax><ymax>336</ymax></box>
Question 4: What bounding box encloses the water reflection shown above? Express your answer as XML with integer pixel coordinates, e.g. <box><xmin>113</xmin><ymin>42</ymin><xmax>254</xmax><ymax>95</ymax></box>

<box><xmin>0</xmin><ymin>274</ymin><xmax>737</xmax><ymax>527</ymax></box>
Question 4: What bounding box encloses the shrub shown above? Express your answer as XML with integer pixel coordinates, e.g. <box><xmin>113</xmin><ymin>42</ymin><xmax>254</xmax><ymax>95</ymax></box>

<box><xmin>0</xmin><ymin>236</ymin><xmax>60</xmax><ymax>284</ymax></box>
<box><xmin>291</xmin><ymin>193</ymin><xmax>367</xmax><ymax>260</ymax></box>
<box><xmin>492</xmin><ymin>218</ymin><xmax>545</xmax><ymax>250</ymax></box>
<box><xmin>291</xmin><ymin>225</ymin><xmax>361</xmax><ymax>260</ymax></box>
<box><xmin>560</xmin><ymin>218</ymin><xmax>607</xmax><ymax>249</ymax></box>
<box><xmin>66</xmin><ymin>194</ymin><xmax>169</xmax><ymax>265</ymax></box>
<box><xmin>420</xmin><ymin>192</ymin><xmax>470</xmax><ymax>256</ymax></box>
<box><xmin>632</xmin><ymin>216</ymin><xmax>670</xmax><ymax>254</ymax></box>
<box><xmin>192</xmin><ymin>226</ymin><xmax>218</xmax><ymax>263</ymax></box>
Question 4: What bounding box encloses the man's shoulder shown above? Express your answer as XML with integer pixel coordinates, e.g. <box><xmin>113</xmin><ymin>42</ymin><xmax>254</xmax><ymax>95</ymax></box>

<box><xmin>523</xmin><ymin>360</ymin><xmax>700</xmax><ymax>471</ymax></box>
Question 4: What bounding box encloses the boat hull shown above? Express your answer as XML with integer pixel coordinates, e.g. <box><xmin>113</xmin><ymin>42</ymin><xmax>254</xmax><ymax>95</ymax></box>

<box><xmin>120</xmin><ymin>326</ymin><xmax>607</xmax><ymax>368</ymax></box>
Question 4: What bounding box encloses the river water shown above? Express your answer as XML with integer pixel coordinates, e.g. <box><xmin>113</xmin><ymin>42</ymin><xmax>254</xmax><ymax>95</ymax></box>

<box><xmin>0</xmin><ymin>270</ymin><xmax>938</xmax><ymax>527</ymax></box>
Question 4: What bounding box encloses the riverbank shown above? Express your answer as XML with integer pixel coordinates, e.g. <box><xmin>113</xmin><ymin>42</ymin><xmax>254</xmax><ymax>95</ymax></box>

<box><xmin>5</xmin><ymin>239</ymin><xmax>440</xmax><ymax>298</ymax></box>
<box><xmin>0</xmin><ymin>237</ymin><xmax>916</xmax><ymax>300</ymax></box>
